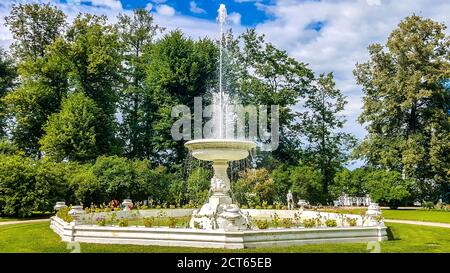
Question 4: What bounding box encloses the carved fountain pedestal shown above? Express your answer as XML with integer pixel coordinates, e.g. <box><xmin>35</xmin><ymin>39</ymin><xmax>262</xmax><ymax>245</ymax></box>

<box><xmin>185</xmin><ymin>139</ymin><xmax>256</xmax><ymax>231</ymax></box>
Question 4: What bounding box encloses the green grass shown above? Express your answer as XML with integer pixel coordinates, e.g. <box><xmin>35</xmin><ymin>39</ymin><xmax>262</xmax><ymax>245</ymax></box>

<box><xmin>318</xmin><ymin>208</ymin><xmax>450</xmax><ymax>224</ymax></box>
<box><xmin>0</xmin><ymin>212</ymin><xmax>52</xmax><ymax>222</ymax></box>
<box><xmin>381</xmin><ymin>209</ymin><xmax>450</xmax><ymax>224</ymax></box>
<box><xmin>0</xmin><ymin>221</ymin><xmax>449</xmax><ymax>253</ymax></box>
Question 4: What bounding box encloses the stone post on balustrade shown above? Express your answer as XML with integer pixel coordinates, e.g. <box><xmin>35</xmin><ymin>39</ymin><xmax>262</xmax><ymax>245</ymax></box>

<box><xmin>365</xmin><ymin>203</ymin><xmax>383</xmax><ymax>226</ymax></box>
<box><xmin>68</xmin><ymin>205</ymin><xmax>85</xmax><ymax>225</ymax></box>
<box><xmin>54</xmin><ymin>201</ymin><xmax>67</xmax><ymax>211</ymax></box>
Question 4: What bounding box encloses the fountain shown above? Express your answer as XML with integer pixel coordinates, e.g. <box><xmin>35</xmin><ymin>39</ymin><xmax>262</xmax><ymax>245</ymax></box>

<box><xmin>49</xmin><ymin>4</ymin><xmax>387</xmax><ymax>249</ymax></box>
<box><xmin>185</xmin><ymin>4</ymin><xmax>256</xmax><ymax>231</ymax></box>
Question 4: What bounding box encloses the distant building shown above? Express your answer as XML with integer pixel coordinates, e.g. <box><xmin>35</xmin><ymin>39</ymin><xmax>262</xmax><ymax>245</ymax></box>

<box><xmin>333</xmin><ymin>194</ymin><xmax>371</xmax><ymax>207</ymax></box>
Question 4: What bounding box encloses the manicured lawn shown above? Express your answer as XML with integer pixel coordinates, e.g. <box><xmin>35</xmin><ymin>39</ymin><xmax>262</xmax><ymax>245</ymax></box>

<box><xmin>0</xmin><ymin>212</ymin><xmax>52</xmax><ymax>222</ymax></box>
<box><xmin>0</xmin><ymin>221</ymin><xmax>449</xmax><ymax>253</ymax></box>
<box><xmin>381</xmin><ymin>209</ymin><xmax>450</xmax><ymax>224</ymax></box>
<box><xmin>318</xmin><ymin>208</ymin><xmax>450</xmax><ymax>224</ymax></box>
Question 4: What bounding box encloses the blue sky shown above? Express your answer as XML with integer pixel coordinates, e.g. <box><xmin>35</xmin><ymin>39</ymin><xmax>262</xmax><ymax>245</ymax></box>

<box><xmin>0</xmin><ymin>0</ymin><xmax>449</xmax><ymax>168</ymax></box>
<box><xmin>56</xmin><ymin>0</ymin><xmax>273</xmax><ymax>26</ymax></box>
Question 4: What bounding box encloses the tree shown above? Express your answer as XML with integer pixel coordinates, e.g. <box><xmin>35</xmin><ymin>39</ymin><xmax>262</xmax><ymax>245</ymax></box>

<box><xmin>4</xmin><ymin>3</ymin><xmax>66</xmax><ymax>61</ymax></box>
<box><xmin>67</xmin><ymin>163</ymin><xmax>102</xmax><ymax>206</ymax></box>
<box><xmin>300</xmin><ymin>73</ymin><xmax>357</xmax><ymax>198</ymax></box>
<box><xmin>329</xmin><ymin>168</ymin><xmax>368</xmax><ymax>198</ymax></box>
<box><xmin>39</xmin><ymin>92</ymin><xmax>103</xmax><ymax>162</ymax></box>
<box><xmin>290</xmin><ymin>165</ymin><xmax>324</xmax><ymax>205</ymax></box>
<box><xmin>363</xmin><ymin>169</ymin><xmax>413</xmax><ymax>209</ymax></box>
<box><xmin>186</xmin><ymin>167</ymin><xmax>211</xmax><ymax>206</ymax></box>
<box><xmin>0</xmin><ymin>155</ymin><xmax>69</xmax><ymax>217</ymax></box>
<box><xmin>3</xmin><ymin>80</ymin><xmax>63</xmax><ymax>156</ymax></box>
<box><xmin>0</xmin><ymin>49</ymin><xmax>16</xmax><ymax>136</ymax></box>
<box><xmin>233</xmin><ymin>168</ymin><xmax>275</xmax><ymax>207</ymax></box>
<box><xmin>65</xmin><ymin>14</ymin><xmax>122</xmax><ymax>155</ymax></box>
<box><xmin>270</xmin><ymin>163</ymin><xmax>292</xmax><ymax>203</ymax></box>
<box><xmin>91</xmin><ymin>156</ymin><xmax>137</xmax><ymax>201</ymax></box>
<box><xmin>146</xmin><ymin>30</ymin><xmax>217</xmax><ymax>164</ymax></box>
<box><xmin>116</xmin><ymin>9</ymin><xmax>163</xmax><ymax>159</ymax></box>
<box><xmin>3</xmin><ymin>18</ymin><xmax>71</xmax><ymax>156</ymax></box>
<box><xmin>354</xmin><ymin>15</ymin><xmax>450</xmax><ymax>200</ymax></box>
<box><xmin>225</xmin><ymin>29</ymin><xmax>315</xmax><ymax>165</ymax></box>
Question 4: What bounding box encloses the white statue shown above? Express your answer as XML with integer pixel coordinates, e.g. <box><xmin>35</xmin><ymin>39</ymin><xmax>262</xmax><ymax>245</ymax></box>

<box><xmin>287</xmin><ymin>190</ymin><xmax>294</xmax><ymax>210</ymax></box>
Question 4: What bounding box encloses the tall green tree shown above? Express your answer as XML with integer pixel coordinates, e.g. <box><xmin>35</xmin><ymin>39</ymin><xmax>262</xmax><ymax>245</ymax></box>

<box><xmin>3</xmin><ymin>4</ymin><xmax>70</xmax><ymax>156</ymax></box>
<box><xmin>0</xmin><ymin>49</ymin><xmax>16</xmax><ymax>136</ymax></box>
<box><xmin>290</xmin><ymin>165</ymin><xmax>324</xmax><ymax>205</ymax></box>
<box><xmin>4</xmin><ymin>3</ymin><xmax>66</xmax><ymax>61</ymax></box>
<box><xmin>116</xmin><ymin>9</ymin><xmax>163</xmax><ymax>159</ymax></box>
<box><xmin>354</xmin><ymin>15</ymin><xmax>450</xmax><ymax>200</ymax></box>
<box><xmin>146</xmin><ymin>30</ymin><xmax>217</xmax><ymax>164</ymax></box>
<box><xmin>2</xmin><ymin>40</ymin><xmax>72</xmax><ymax>156</ymax></box>
<box><xmin>225</xmin><ymin>29</ymin><xmax>315</xmax><ymax>164</ymax></box>
<box><xmin>65</xmin><ymin>14</ymin><xmax>122</xmax><ymax>155</ymax></box>
<box><xmin>39</xmin><ymin>92</ymin><xmax>103</xmax><ymax>162</ymax></box>
<box><xmin>300</xmin><ymin>73</ymin><xmax>357</xmax><ymax>199</ymax></box>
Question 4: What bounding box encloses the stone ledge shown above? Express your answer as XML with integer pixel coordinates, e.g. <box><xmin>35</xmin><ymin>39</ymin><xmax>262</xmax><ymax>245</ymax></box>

<box><xmin>50</xmin><ymin>216</ymin><xmax>387</xmax><ymax>249</ymax></box>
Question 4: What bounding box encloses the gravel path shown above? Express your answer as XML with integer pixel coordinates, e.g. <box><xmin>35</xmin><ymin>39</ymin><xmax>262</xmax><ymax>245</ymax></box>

<box><xmin>384</xmin><ymin>219</ymin><xmax>450</xmax><ymax>228</ymax></box>
<box><xmin>0</xmin><ymin>218</ymin><xmax>50</xmax><ymax>226</ymax></box>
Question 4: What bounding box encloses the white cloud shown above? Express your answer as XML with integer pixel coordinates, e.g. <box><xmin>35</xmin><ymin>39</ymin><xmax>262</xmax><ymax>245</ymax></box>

<box><xmin>67</xmin><ymin>0</ymin><xmax>122</xmax><ymax>10</ymax></box>
<box><xmin>145</xmin><ymin>3</ymin><xmax>153</xmax><ymax>11</ymax></box>
<box><xmin>228</xmin><ymin>12</ymin><xmax>242</xmax><ymax>25</ymax></box>
<box><xmin>254</xmin><ymin>0</ymin><xmax>450</xmax><ymax>140</ymax></box>
<box><xmin>156</xmin><ymin>4</ymin><xmax>176</xmax><ymax>16</ymax></box>
<box><xmin>90</xmin><ymin>0</ymin><xmax>122</xmax><ymax>10</ymax></box>
<box><xmin>366</xmin><ymin>0</ymin><xmax>382</xmax><ymax>6</ymax></box>
<box><xmin>190</xmin><ymin>1</ymin><xmax>206</xmax><ymax>14</ymax></box>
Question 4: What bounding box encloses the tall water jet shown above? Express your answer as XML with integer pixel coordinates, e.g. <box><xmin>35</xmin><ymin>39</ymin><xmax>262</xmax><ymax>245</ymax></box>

<box><xmin>185</xmin><ymin>4</ymin><xmax>256</xmax><ymax>231</ymax></box>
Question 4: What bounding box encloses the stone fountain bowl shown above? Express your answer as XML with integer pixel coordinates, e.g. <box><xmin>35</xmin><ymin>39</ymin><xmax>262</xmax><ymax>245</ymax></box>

<box><xmin>185</xmin><ymin>139</ymin><xmax>256</xmax><ymax>161</ymax></box>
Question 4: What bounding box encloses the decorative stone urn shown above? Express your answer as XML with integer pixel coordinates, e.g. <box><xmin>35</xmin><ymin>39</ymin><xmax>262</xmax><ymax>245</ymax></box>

<box><xmin>54</xmin><ymin>201</ymin><xmax>67</xmax><ymax>211</ymax></box>
<box><xmin>122</xmin><ymin>199</ymin><xmax>133</xmax><ymax>211</ymax></box>
<box><xmin>185</xmin><ymin>139</ymin><xmax>256</xmax><ymax>231</ymax></box>
<box><xmin>68</xmin><ymin>205</ymin><xmax>85</xmax><ymax>224</ymax></box>
<box><xmin>366</xmin><ymin>202</ymin><xmax>383</xmax><ymax>226</ymax></box>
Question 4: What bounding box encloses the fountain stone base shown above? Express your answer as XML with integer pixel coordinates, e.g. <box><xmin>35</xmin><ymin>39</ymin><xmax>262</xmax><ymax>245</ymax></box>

<box><xmin>184</xmin><ymin>140</ymin><xmax>257</xmax><ymax>231</ymax></box>
<box><xmin>189</xmin><ymin>160</ymin><xmax>249</xmax><ymax>231</ymax></box>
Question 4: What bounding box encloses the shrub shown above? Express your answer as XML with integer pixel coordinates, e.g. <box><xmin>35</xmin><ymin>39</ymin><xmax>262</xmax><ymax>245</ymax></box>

<box><xmin>325</xmin><ymin>219</ymin><xmax>337</xmax><ymax>227</ymax></box>
<box><xmin>290</xmin><ymin>165</ymin><xmax>326</xmax><ymax>205</ymax></box>
<box><xmin>274</xmin><ymin>202</ymin><xmax>282</xmax><ymax>210</ymax></box>
<box><xmin>96</xmin><ymin>217</ymin><xmax>106</xmax><ymax>226</ymax></box>
<box><xmin>168</xmin><ymin>217</ymin><xmax>177</xmax><ymax>228</ymax></box>
<box><xmin>193</xmin><ymin>221</ymin><xmax>202</xmax><ymax>229</ymax></box>
<box><xmin>270</xmin><ymin>213</ymin><xmax>281</xmax><ymax>228</ymax></box>
<box><xmin>110</xmin><ymin>212</ymin><xmax>117</xmax><ymax>224</ymax></box>
<box><xmin>364</xmin><ymin>169</ymin><xmax>413</xmax><ymax>209</ymax></box>
<box><xmin>422</xmin><ymin>201</ymin><xmax>434</xmax><ymax>209</ymax></box>
<box><xmin>302</xmin><ymin>219</ymin><xmax>316</xmax><ymax>228</ymax></box>
<box><xmin>186</xmin><ymin>167</ymin><xmax>211</xmax><ymax>205</ymax></box>
<box><xmin>0</xmin><ymin>155</ymin><xmax>70</xmax><ymax>217</ymax></box>
<box><xmin>281</xmin><ymin>218</ymin><xmax>294</xmax><ymax>228</ymax></box>
<box><xmin>233</xmin><ymin>168</ymin><xmax>275</xmax><ymax>207</ymax></box>
<box><xmin>117</xmin><ymin>218</ymin><xmax>129</xmax><ymax>227</ymax></box>
<box><xmin>262</xmin><ymin>201</ymin><xmax>268</xmax><ymax>209</ymax></box>
<box><xmin>254</xmin><ymin>219</ymin><xmax>269</xmax><ymax>229</ymax></box>
<box><xmin>346</xmin><ymin>217</ymin><xmax>357</xmax><ymax>226</ymax></box>
<box><xmin>56</xmin><ymin>206</ymin><xmax>74</xmax><ymax>223</ymax></box>
<box><xmin>143</xmin><ymin>217</ymin><xmax>154</xmax><ymax>227</ymax></box>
